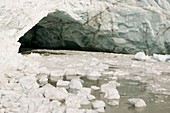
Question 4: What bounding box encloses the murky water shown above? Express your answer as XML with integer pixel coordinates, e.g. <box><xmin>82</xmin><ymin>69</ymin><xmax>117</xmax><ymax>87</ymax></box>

<box><xmin>81</xmin><ymin>77</ymin><xmax>170</xmax><ymax>113</ymax></box>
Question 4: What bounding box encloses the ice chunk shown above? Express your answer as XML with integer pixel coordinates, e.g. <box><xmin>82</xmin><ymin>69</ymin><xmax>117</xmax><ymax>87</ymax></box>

<box><xmin>69</xmin><ymin>77</ymin><xmax>83</xmax><ymax>90</ymax></box>
<box><xmin>56</xmin><ymin>80</ymin><xmax>70</xmax><ymax>88</ymax></box>
<box><xmin>49</xmin><ymin>70</ymin><xmax>65</xmax><ymax>82</ymax></box>
<box><xmin>65</xmin><ymin>94</ymin><xmax>81</xmax><ymax>108</ymax></box>
<box><xmin>87</xmin><ymin>71</ymin><xmax>102</xmax><ymax>80</ymax></box>
<box><xmin>92</xmin><ymin>100</ymin><xmax>105</xmax><ymax>112</ymax></box>
<box><xmin>36</xmin><ymin>73</ymin><xmax>48</xmax><ymax>86</ymax></box>
<box><xmin>41</xmin><ymin>84</ymin><xmax>68</xmax><ymax>101</ymax></box>
<box><xmin>128</xmin><ymin>98</ymin><xmax>146</xmax><ymax>107</ymax></box>
<box><xmin>92</xmin><ymin>100</ymin><xmax>105</xmax><ymax>108</ymax></box>
<box><xmin>91</xmin><ymin>86</ymin><xmax>100</xmax><ymax>91</ymax></box>
<box><xmin>78</xmin><ymin>95</ymin><xmax>91</xmax><ymax>105</ymax></box>
<box><xmin>19</xmin><ymin>75</ymin><xmax>39</xmax><ymax>93</ymax></box>
<box><xmin>101</xmin><ymin>81</ymin><xmax>120</xmax><ymax>100</ymax></box>
<box><xmin>153</xmin><ymin>54</ymin><xmax>170</xmax><ymax>62</ymax></box>
<box><xmin>134</xmin><ymin>52</ymin><xmax>150</xmax><ymax>61</ymax></box>
<box><xmin>102</xmin><ymin>71</ymin><xmax>114</xmax><ymax>76</ymax></box>
<box><xmin>134</xmin><ymin>52</ymin><xmax>170</xmax><ymax>62</ymax></box>
<box><xmin>106</xmin><ymin>99</ymin><xmax>119</xmax><ymax>106</ymax></box>
<box><xmin>77</xmin><ymin>88</ymin><xmax>92</xmax><ymax>105</ymax></box>
<box><xmin>87</xmin><ymin>94</ymin><xmax>96</xmax><ymax>100</ymax></box>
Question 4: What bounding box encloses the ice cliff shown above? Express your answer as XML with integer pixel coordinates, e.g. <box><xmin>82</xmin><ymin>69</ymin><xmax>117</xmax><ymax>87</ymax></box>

<box><xmin>0</xmin><ymin>0</ymin><xmax>170</xmax><ymax>72</ymax></box>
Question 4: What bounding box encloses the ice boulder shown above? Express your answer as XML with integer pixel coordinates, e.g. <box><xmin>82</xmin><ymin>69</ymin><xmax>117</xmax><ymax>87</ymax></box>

<box><xmin>77</xmin><ymin>88</ymin><xmax>92</xmax><ymax>105</ymax></box>
<box><xmin>134</xmin><ymin>52</ymin><xmax>151</xmax><ymax>61</ymax></box>
<box><xmin>101</xmin><ymin>81</ymin><xmax>120</xmax><ymax>100</ymax></box>
<box><xmin>41</xmin><ymin>84</ymin><xmax>68</xmax><ymax>101</ymax></box>
<box><xmin>69</xmin><ymin>77</ymin><xmax>83</xmax><ymax>90</ymax></box>
<box><xmin>36</xmin><ymin>73</ymin><xmax>48</xmax><ymax>86</ymax></box>
<box><xmin>128</xmin><ymin>98</ymin><xmax>146</xmax><ymax>107</ymax></box>
<box><xmin>56</xmin><ymin>80</ymin><xmax>70</xmax><ymax>88</ymax></box>
<box><xmin>92</xmin><ymin>100</ymin><xmax>105</xmax><ymax>112</ymax></box>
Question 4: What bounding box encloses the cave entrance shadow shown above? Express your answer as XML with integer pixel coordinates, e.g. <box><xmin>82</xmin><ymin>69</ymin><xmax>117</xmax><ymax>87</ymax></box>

<box><xmin>18</xmin><ymin>10</ymin><xmax>137</xmax><ymax>54</ymax></box>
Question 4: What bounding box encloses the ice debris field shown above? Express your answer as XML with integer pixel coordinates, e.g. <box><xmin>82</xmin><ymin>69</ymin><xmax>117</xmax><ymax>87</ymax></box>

<box><xmin>0</xmin><ymin>50</ymin><xmax>170</xmax><ymax>113</ymax></box>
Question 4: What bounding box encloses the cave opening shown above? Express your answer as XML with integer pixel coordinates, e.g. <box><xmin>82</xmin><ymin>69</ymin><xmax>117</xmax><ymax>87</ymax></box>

<box><xmin>18</xmin><ymin>11</ymin><xmax>83</xmax><ymax>53</ymax></box>
<box><xmin>18</xmin><ymin>10</ymin><xmax>118</xmax><ymax>54</ymax></box>
<box><xmin>18</xmin><ymin>24</ymin><xmax>83</xmax><ymax>53</ymax></box>
<box><xmin>18</xmin><ymin>10</ymin><xmax>103</xmax><ymax>54</ymax></box>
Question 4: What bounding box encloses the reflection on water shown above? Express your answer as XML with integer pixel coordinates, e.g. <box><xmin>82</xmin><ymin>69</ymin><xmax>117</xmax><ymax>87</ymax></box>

<box><xmin>81</xmin><ymin>77</ymin><xmax>170</xmax><ymax>113</ymax></box>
